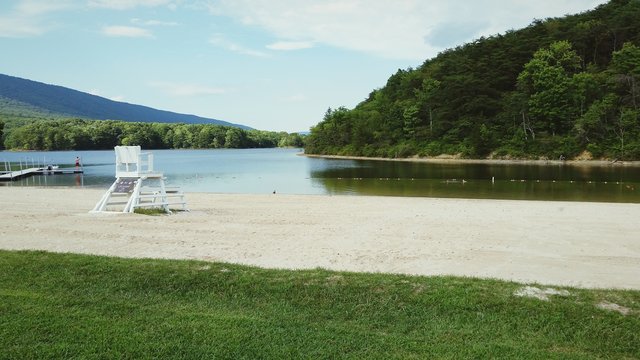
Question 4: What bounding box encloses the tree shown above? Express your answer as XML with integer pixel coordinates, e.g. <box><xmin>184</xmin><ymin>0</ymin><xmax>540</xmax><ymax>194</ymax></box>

<box><xmin>0</xmin><ymin>120</ymin><xmax>4</xmax><ymax>149</ymax></box>
<box><xmin>517</xmin><ymin>41</ymin><xmax>582</xmax><ymax>136</ymax></box>
<box><xmin>415</xmin><ymin>78</ymin><xmax>441</xmax><ymax>137</ymax></box>
<box><xmin>303</xmin><ymin>0</ymin><xmax>640</xmax><ymax>159</ymax></box>
<box><xmin>571</xmin><ymin>72</ymin><xmax>600</xmax><ymax>116</ymax></box>
<box><xmin>610</xmin><ymin>42</ymin><xmax>640</xmax><ymax>110</ymax></box>
<box><xmin>224</xmin><ymin>128</ymin><xmax>245</xmax><ymax>148</ymax></box>
<box><xmin>402</xmin><ymin>104</ymin><xmax>419</xmax><ymax>139</ymax></box>
<box><xmin>277</xmin><ymin>133</ymin><xmax>304</xmax><ymax>147</ymax></box>
<box><xmin>574</xmin><ymin>94</ymin><xmax>617</xmax><ymax>148</ymax></box>
<box><xmin>614</xmin><ymin>108</ymin><xmax>639</xmax><ymax>159</ymax></box>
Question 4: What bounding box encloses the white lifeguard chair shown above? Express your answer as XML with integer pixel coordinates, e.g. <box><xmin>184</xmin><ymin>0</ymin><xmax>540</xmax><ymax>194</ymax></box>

<box><xmin>91</xmin><ymin>146</ymin><xmax>188</xmax><ymax>213</ymax></box>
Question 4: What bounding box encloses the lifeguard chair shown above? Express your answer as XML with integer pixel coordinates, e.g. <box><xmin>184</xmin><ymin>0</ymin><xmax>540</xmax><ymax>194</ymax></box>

<box><xmin>91</xmin><ymin>146</ymin><xmax>188</xmax><ymax>213</ymax></box>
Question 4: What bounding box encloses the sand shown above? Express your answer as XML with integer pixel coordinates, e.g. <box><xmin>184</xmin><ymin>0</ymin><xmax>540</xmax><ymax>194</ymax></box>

<box><xmin>1</xmin><ymin>187</ymin><xmax>639</xmax><ymax>289</ymax></box>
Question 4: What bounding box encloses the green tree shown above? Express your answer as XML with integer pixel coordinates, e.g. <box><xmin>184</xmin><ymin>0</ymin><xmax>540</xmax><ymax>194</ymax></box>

<box><xmin>89</xmin><ymin>120</ymin><xmax>122</xmax><ymax>149</ymax></box>
<box><xmin>195</xmin><ymin>125</ymin><xmax>215</xmax><ymax>148</ymax></box>
<box><xmin>614</xmin><ymin>108</ymin><xmax>639</xmax><ymax>159</ymax></box>
<box><xmin>610</xmin><ymin>42</ymin><xmax>640</xmax><ymax>110</ymax></box>
<box><xmin>277</xmin><ymin>133</ymin><xmax>304</xmax><ymax>147</ymax></box>
<box><xmin>224</xmin><ymin>128</ymin><xmax>246</xmax><ymax>148</ymax></box>
<box><xmin>402</xmin><ymin>104</ymin><xmax>419</xmax><ymax>139</ymax></box>
<box><xmin>517</xmin><ymin>41</ymin><xmax>582</xmax><ymax>136</ymax></box>
<box><xmin>0</xmin><ymin>120</ymin><xmax>4</xmax><ymax>149</ymax></box>
<box><xmin>416</xmin><ymin>78</ymin><xmax>441</xmax><ymax>138</ymax></box>
<box><xmin>574</xmin><ymin>94</ymin><xmax>617</xmax><ymax>150</ymax></box>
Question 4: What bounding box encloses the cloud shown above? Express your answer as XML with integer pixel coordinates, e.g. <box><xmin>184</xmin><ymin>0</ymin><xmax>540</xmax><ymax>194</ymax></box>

<box><xmin>209</xmin><ymin>34</ymin><xmax>270</xmax><ymax>58</ymax></box>
<box><xmin>0</xmin><ymin>17</ymin><xmax>44</xmax><ymax>37</ymax></box>
<box><xmin>16</xmin><ymin>1</ymin><xmax>73</xmax><ymax>15</ymax></box>
<box><xmin>205</xmin><ymin>0</ymin><xmax>608</xmax><ymax>61</ymax></box>
<box><xmin>88</xmin><ymin>0</ymin><xmax>174</xmax><ymax>10</ymax></box>
<box><xmin>131</xmin><ymin>18</ymin><xmax>179</xmax><ymax>26</ymax></box>
<box><xmin>150</xmin><ymin>81</ymin><xmax>227</xmax><ymax>96</ymax></box>
<box><xmin>0</xmin><ymin>0</ymin><xmax>73</xmax><ymax>38</ymax></box>
<box><xmin>102</xmin><ymin>25</ymin><xmax>153</xmax><ymax>38</ymax></box>
<box><xmin>266</xmin><ymin>41</ymin><xmax>314</xmax><ymax>51</ymax></box>
<box><xmin>87</xmin><ymin>89</ymin><xmax>125</xmax><ymax>101</ymax></box>
<box><xmin>424</xmin><ymin>21</ymin><xmax>489</xmax><ymax>48</ymax></box>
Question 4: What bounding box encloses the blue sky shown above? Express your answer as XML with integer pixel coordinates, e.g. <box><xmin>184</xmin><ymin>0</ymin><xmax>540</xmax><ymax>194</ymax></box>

<box><xmin>1</xmin><ymin>0</ymin><xmax>606</xmax><ymax>132</ymax></box>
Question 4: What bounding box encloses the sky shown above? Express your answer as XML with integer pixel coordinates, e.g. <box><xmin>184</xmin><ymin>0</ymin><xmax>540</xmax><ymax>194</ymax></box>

<box><xmin>0</xmin><ymin>0</ymin><xmax>608</xmax><ymax>132</ymax></box>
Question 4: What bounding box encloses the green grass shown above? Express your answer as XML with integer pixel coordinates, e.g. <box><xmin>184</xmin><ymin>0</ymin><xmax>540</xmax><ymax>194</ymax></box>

<box><xmin>133</xmin><ymin>207</ymin><xmax>168</xmax><ymax>215</ymax></box>
<box><xmin>1</xmin><ymin>250</ymin><xmax>638</xmax><ymax>359</ymax></box>
<box><xmin>134</xmin><ymin>208</ymin><xmax>187</xmax><ymax>215</ymax></box>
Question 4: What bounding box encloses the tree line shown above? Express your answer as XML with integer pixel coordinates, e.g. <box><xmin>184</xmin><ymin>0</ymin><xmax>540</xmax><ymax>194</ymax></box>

<box><xmin>305</xmin><ymin>0</ymin><xmax>640</xmax><ymax>160</ymax></box>
<box><xmin>1</xmin><ymin>118</ymin><xmax>304</xmax><ymax>151</ymax></box>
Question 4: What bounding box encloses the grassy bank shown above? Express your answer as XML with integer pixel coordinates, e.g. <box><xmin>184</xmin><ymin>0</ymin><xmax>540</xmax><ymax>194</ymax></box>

<box><xmin>1</xmin><ymin>250</ymin><xmax>638</xmax><ymax>358</ymax></box>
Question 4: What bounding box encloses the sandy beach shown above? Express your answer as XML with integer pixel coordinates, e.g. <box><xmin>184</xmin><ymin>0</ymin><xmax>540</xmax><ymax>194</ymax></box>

<box><xmin>1</xmin><ymin>187</ymin><xmax>639</xmax><ymax>289</ymax></box>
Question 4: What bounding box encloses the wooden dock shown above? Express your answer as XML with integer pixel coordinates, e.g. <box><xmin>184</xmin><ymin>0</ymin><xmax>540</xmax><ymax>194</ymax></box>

<box><xmin>0</xmin><ymin>167</ymin><xmax>83</xmax><ymax>181</ymax></box>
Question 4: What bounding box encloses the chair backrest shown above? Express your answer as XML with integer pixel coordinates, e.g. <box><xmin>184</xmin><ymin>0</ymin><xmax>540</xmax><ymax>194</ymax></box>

<box><xmin>114</xmin><ymin>145</ymin><xmax>158</xmax><ymax>178</ymax></box>
<box><xmin>115</xmin><ymin>146</ymin><xmax>141</xmax><ymax>177</ymax></box>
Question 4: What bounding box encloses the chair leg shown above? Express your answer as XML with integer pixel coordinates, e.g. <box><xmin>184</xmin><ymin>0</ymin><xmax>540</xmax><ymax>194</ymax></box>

<box><xmin>159</xmin><ymin>177</ymin><xmax>170</xmax><ymax>214</ymax></box>
<box><xmin>91</xmin><ymin>179</ymin><xmax>119</xmax><ymax>212</ymax></box>
<box><xmin>124</xmin><ymin>178</ymin><xmax>144</xmax><ymax>213</ymax></box>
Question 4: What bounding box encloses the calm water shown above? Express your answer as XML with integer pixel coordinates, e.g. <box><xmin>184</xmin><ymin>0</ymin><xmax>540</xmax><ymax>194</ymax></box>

<box><xmin>1</xmin><ymin>148</ymin><xmax>639</xmax><ymax>203</ymax></box>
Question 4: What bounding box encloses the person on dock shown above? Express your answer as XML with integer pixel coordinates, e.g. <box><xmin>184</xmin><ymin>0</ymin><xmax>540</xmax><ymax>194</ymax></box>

<box><xmin>75</xmin><ymin>156</ymin><xmax>81</xmax><ymax>168</ymax></box>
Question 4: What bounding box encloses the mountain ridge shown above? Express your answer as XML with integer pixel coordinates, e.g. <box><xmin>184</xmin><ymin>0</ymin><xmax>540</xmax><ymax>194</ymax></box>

<box><xmin>0</xmin><ymin>73</ymin><xmax>251</xmax><ymax>130</ymax></box>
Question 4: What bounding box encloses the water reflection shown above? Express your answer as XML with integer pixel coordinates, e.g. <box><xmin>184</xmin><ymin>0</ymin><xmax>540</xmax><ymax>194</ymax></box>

<box><xmin>314</xmin><ymin>177</ymin><xmax>639</xmax><ymax>202</ymax></box>
<box><xmin>1</xmin><ymin>149</ymin><xmax>639</xmax><ymax>202</ymax></box>
<box><xmin>308</xmin><ymin>158</ymin><xmax>640</xmax><ymax>202</ymax></box>
<box><xmin>310</xmin><ymin>159</ymin><xmax>640</xmax><ymax>183</ymax></box>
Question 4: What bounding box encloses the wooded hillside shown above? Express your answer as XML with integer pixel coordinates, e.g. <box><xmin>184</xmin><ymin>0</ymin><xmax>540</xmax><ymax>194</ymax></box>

<box><xmin>305</xmin><ymin>0</ymin><xmax>640</xmax><ymax>160</ymax></box>
<box><xmin>0</xmin><ymin>74</ymin><xmax>250</xmax><ymax>129</ymax></box>
<box><xmin>1</xmin><ymin>118</ymin><xmax>303</xmax><ymax>151</ymax></box>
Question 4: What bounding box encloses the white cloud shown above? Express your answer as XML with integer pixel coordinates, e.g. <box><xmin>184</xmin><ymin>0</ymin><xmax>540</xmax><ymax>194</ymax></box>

<box><xmin>85</xmin><ymin>88</ymin><xmax>125</xmax><ymax>101</ymax></box>
<box><xmin>150</xmin><ymin>81</ymin><xmax>227</xmax><ymax>97</ymax></box>
<box><xmin>205</xmin><ymin>0</ymin><xmax>608</xmax><ymax>61</ymax></box>
<box><xmin>16</xmin><ymin>1</ymin><xmax>73</xmax><ymax>15</ymax></box>
<box><xmin>88</xmin><ymin>0</ymin><xmax>174</xmax><ymax>10</ymax></box>
<box><xmin>102</xmin><ymin>25</ymin><xmax>153</xmax><ymax>38</ymax></box>
<box><xmin>209</xmin><ymin>34</ymin><xmax>270</xmax><ymax>58</ymax></box>
<box><xmin>0</xmin><ymin>17</ymin><xmax>44</xmax><ymax>37</ymax></box>
<box><xmin>0</xmin><ymin>0</ymin><xmax>73</xmax><ymax>38</ymax></box>
<box><xmin>266</xmin><ymin>41</ymin><xmax>314</xmax><ymax>51</ymax></box>
<box><xmin>131</xmin><ymin>18</ymin><xmax>179</xmax><ymax>26</ymax></box>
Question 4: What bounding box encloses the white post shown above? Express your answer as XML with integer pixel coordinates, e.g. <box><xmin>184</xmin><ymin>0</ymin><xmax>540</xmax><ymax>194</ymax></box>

<box><xmin>124</xmin><ymin>178</ymin><xmax>144</xmax><ymax>213</ymax></box>
<box><xmin>148</xmin><ymin>153</ymin><xmax>154</xmax><ymax>173</ymax></box>
<box><xmin>91</xmin><ymin>180</ymin><xmax>119</xmax><ymax>212</ymax></box>
<box><xmin>159</xmin><ymin>176</ymin><xmax>169</xmax><ymax>213</ymax></box>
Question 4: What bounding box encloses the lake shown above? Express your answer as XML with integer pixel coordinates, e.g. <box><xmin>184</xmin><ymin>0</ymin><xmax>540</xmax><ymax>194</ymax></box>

<box><xmin>1</xmin><ymin>148</ymin><xmax>639</xmax><ymax>203</ymax></box>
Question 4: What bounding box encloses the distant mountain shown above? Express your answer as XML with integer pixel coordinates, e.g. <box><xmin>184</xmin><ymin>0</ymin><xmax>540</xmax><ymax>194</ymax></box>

<box><xmin>0</xmin><ymin>73</ymin><xmax>251</xmax><ymax>129</ymax></box>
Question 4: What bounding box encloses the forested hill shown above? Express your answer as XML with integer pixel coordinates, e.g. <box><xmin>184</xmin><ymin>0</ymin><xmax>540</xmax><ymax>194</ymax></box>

<box><xmin>305</xmin><ymin>0</ymin><xmax>640</xmax><ymax>160</ymax></box>
<box><xmin>0</xmin><ymin>74</ymin><xmax>250</xmax><ymax>129</ymax></box>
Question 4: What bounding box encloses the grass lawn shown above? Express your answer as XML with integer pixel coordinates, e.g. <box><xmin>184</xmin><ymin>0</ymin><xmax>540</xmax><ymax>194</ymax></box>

<box><xmin>0</xmin><ymin>250</ymin><xmax>638</xmax><ymax>359</ymax></box>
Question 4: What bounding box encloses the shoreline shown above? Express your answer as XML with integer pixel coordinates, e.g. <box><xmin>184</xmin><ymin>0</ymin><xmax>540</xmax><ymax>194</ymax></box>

<box><xmin>302</xmin><ymin>153</ymin><xmax>640</xmax><ymax>167</ymax></box>
<box><xmin>1</xmin><ymin>187</ymin><xmax>639</xmax><ymax>290</ymax></box>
